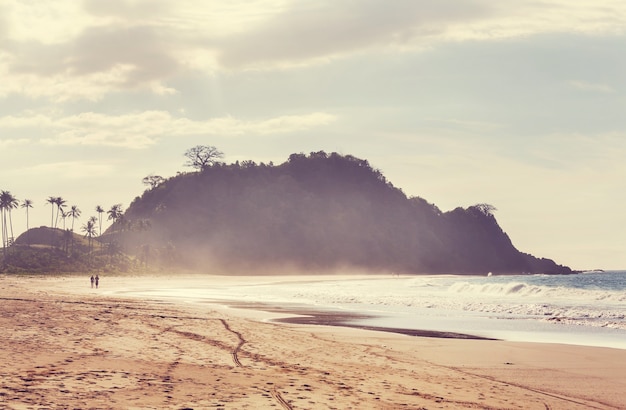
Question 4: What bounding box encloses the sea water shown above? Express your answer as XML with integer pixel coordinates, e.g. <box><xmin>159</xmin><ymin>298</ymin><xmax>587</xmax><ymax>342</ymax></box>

<box><xmin>114</xmin><ymin>271</ymin><xmax>626</xmax><ymax>349</ymax></box>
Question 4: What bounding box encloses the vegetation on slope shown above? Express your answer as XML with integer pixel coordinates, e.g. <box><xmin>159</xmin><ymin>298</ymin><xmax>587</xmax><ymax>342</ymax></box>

<box><xmin>1</xmin><ymin>150</ymin><xmax>571</xmax><ymax>275</ymax></box>
<box><xmin>111</xmin><ymin>151</ymin><xmax>571</xmax><ymax>275</ymax></box>
<box><xmin>3</xmin><ymin>227</ymin><xmax>136</xmax><ymax>274</ymax></box>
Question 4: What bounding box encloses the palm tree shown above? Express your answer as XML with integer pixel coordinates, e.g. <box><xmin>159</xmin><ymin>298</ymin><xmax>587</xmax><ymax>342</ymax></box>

<box><xmin>60</xmin><ymin>208</ymin><xmax>68</xmax><ymax>230</ymax></box>
<box><xmin>7</xmin><ymin>195</ymin><xmax>18</xmax><ymax>245</ymax></box>
<box><xmin>46</xmin><ymin>196</ymin><xmax>56</xmax><ymax>247</ymax></box>
<box><xmin>82</xmin><ymin>218</ymin><xmax>97</xmax><ymax>263</ymax></box>
<box><xmin>54</xmin><ymin>197</ymin><xmax>67</xmax><ymax>229</ymax></box>
<box><xmin>95</xmin><ymin>205</ymin><xmax>104</xmax><ymax>236</ymax></box>
<box><xmin>107</xmin><ymin>204</ymin><xmax>124</xmax><ymax>260</ymax></box>
<box><xmin>107</xmin><ymin>204</ymin><xmax>124</xmax><ymax>230</ymax></box>
<box><xmin>21</xmin><ymin>199</ymin><xmax>33</xmax><ymax>246</ymax></box>
<box><xmin>67</xmin><ymin>205</ymin><xmax>81</xmax><ymax>254</ymax></box>
<box><xmin>0</xmin><ymin>191</ymin><xmax>19</xmax><ymax>257</ymax></box>
<box><xmin>68</xmin><ymin>205</ymin><xmax>81</xmax><ymax>232</ymax></box>
<box><xmin>46</xmin><ymin>196</ymin><xmax>56</xmax><ymax>228</ymax></box>
<box><xmin>0</xmin><ymin>191</ymin><xmax>9</xmax><ymax>256</ymax></box>
<box><xmin>0</xmin><ymin>192</ymin><xmax>6</xmax><ymax>257</ymax></box>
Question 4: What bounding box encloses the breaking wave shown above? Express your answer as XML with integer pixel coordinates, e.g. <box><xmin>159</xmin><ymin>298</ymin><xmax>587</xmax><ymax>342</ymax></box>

<box><xmin>447</xmin><ymin>281</ymin><xmax>626</xmax><ymax>303</ymax></box>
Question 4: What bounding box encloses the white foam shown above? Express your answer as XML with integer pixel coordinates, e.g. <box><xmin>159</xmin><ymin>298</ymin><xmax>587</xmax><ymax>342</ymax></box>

<box><xmin>447</xmin><ymin>281</ymin><xmax>626</xmax><ymax>302</ymax></box>
<box><xmin>112</xmin><ymin>274</ymin><xmax>626</xmax><ymax>349</ymax></box>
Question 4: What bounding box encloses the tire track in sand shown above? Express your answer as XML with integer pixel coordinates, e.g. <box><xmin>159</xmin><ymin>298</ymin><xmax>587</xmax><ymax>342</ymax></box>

<box><xmin>217</xmin><ymin>319</ymin><xmax>293</xmax><ymax>409</ymax></box>
<box><xmin>270</xmin><ymin>387</ymin><xmax>293</xmax><ymax>410</ymax></box>
<box><xmin>218</xmin><ymin>318</ymin><xmax>245</xmax><ymax>367</ymax></box>
<box><xmin>152</xmin><ymin>316</ymin><xmax>292</xmax><ymax>408</ymax></box>
<box><xmin>218</xmin><ymin>319</ymin><xmax>294</xmax><ymax>409</ymax></box>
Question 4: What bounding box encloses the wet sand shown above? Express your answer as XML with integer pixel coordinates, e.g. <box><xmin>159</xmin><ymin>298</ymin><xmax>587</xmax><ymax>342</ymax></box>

<box><xmin>1</xmin><ymin>274</ymin><xmax>625</xmax><ymax>409</ymax></box>
<box><xmin>228</xmin><ymin>302</ymin><xmax>497</xmax><ymax>339</ymax></box>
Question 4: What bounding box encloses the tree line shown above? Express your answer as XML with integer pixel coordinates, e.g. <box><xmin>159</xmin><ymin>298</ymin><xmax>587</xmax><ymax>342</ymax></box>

<box><xmin>0</xmin><ymin>145</ymin><xmax>220</xmax><ymax>269</ymax></box>
<box><xmin>0</xmin><ymin>190</ymin><xmax>125</xmax><ymax>259</ymax></box>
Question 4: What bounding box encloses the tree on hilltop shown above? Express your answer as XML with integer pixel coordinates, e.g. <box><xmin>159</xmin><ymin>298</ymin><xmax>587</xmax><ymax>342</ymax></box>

<box><xmin>184</xmin><ymin>145</ymin><xmax>224</xmax><ymax>171</ymax></box>
<box><xmin>473</xmin><ymin>203</ymin><xmax>497</xmax><ymax>216</ymax></box>
<box><xmin>142</xmin><ymin>174</ymin><xmax>166</xmax><ymax>189</ymax></box>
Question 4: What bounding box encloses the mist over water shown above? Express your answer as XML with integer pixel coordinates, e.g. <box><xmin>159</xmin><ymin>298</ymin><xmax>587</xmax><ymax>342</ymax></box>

<box><xmin>113</xmin><ymin>271</ymin><xmax>626</xmax><ymax>349</ymax></box>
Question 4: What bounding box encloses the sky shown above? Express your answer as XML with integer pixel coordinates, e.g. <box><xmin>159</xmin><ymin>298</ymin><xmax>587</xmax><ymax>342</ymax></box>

<box><xmin>1</xmin><ymin>0</ymin><xmax>625</xmax><ymax>270</ymax></box>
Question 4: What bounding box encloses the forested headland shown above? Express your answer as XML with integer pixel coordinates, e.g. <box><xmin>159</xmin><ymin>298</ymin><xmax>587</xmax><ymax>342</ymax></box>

<box><xmin>115</xmin><ymin>151</ymin><xmax>571</xmax><ymax>275</ymax></box>
<box><xmin>2</xmin><ymin>150</ymin><xmax>572</xmax><ymax>275</ymax></box>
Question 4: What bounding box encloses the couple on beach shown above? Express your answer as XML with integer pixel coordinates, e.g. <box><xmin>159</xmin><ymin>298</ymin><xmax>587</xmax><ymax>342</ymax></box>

<box><xmin>90</xmin><ymin>275</ymin><xmax>100</xmax><ymax>289</ymax></box>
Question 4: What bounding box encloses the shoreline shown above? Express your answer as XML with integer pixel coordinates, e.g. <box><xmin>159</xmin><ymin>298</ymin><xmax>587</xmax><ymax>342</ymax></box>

<box><xmin>11</xmin><ymin>272</ymin><xmax>626</xmax><ymax>348</ymax></box>
<box><xmin>1</xmin><ymin>275</ymin><xmax>626</xmax><ymax>408</ymax></box>
<box><xmin>98</xmin><ymin>272</ymin><xmax>626</xmax><ymax>350</ymax></box>
<box><xmin>220</xmin><ymin>300</ymin><xmax>498</xmax><ymax>340</ymax></box>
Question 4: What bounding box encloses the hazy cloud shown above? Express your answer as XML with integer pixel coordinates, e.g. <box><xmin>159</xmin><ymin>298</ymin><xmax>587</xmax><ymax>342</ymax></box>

<box><xmin>0</xmin><ymin>137</ymin><xmax>29</xmax><ymax>149</ymax></box>
<box><xmin>7</xmin><ymin>24</ymin><xmax>179</xmax><ymax>84</ymax></box>
<box><xmin>217</xmin><ymin>0</ymin><xmax>489</xmax><ymax>69</ymax></box>
<box><xmin>215</xmin><ymin>0</ymin><xmax>626</xmax><ymax>69</ymax></box>
<box><xmin>0</xmin><ymin>111</ymin><xmax>337</xmax><ymax>149</ymax></box>
<box><xmin>17</xmin><ymin>160</ymin><xmax>116</xmax><ymax>179</ymax></box>
<box><xmin>541</xmin><ymin>132</ymin><xmax>626</xmax><ymax>166</ymax></box>
<box><xmin>0</xmin><ymin>114</ymin><xmax>52</xmax><ymax>128</ymax></box>
<box><xmin>0</xmin><ymin>4</ymin><xmax>7</xmax><ymax>41</ymax></box>
<box><xmin>82</xmin><ymin>0</ymin><xmax>169</xmax><ymax>20</ymax></box>
<box><xmin>3</xmin><ymin>0</ymin><xmax>626</xmax><ymax>101</ymax></box>
<box><xmin>570</xmin><ymin>80</ymin><xmax>616</xmax><ymax>94</ymax></box>
<box><xmin>0</xmin><ymin>0</ymin><xmax>182</xmax><ymax>100</ymax></box>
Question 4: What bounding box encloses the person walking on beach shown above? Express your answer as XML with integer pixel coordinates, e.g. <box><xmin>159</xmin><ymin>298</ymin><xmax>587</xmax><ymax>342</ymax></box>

<box><xmin>95</xmin><ymin>275</ymin><xmax>99</xmax><ymax>289</ymax></box>
<box><xmin>90</xmin><ymin>275</ymin><xmax>94</xmax><ymax>288</ymax></box>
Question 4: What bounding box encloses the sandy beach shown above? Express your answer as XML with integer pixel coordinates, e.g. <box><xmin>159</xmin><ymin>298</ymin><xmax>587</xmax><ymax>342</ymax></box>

<box><xmin>1</xmin><ymin>275</ymin><xmax>625</xmax><ymax>409</ymax></box>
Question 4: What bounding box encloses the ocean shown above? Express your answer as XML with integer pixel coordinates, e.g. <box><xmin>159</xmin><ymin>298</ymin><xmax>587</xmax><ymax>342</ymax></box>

<box><xmin>114</xmin><ymin>270</ymin><xmax>626</xmax><ymax>350</ymax></box>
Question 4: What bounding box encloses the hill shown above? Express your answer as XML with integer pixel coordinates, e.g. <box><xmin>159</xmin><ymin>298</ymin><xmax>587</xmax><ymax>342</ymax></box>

<box><xmin>108</xmin><ymin>151</ymin><xmax>571</xmax><ymax>275</ymax></box>
<box><xmin>2</xmin><ymin>227</ymin><xmax>134</xmax><ymax>274</ymax></box>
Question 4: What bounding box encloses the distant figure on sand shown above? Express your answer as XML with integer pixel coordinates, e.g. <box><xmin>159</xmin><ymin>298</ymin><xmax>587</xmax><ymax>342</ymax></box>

<box><xmin>90</xmin><ymin>275</ymin><xmax>94</xmax><ymax>288</ymax></box>
<box><xmin>95</xmin><ymin>275</ymin><xmax>99</xmax><ymax>289</ymax></box>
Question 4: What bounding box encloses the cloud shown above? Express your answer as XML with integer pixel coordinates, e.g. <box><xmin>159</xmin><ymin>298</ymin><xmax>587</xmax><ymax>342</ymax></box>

<box><xmin>72</xmin><ymin>26</ymin><xmax>178</xmax><ymax>81</ymax></box>
<box><xmin>0</xmin><ymin>1</ymin><xmax>286</xmax><ymax>100</ymax></box>
<box><xmin>0</xmin><ymin>0</ymin><xmax>185</xmax><ymax>100</ymax></box>
<box><xmin>570</xmin><ymin>80</ymin><xmax>616</xmax><ymax>94</ymax></box>
<box><xmin>16</xmin><ymin>160</ymin><xmax>116</xmax><ymax>179</ymax></box>
<box><xmin>215</xmin><ymin>0</ymin><xmax>626</xmax><ymax>69</ymax></box>
<box><xmin>0</xmin><ymin>111</ymin><xmax>337</xmax><ymax>149</ymax></box>
<box><xmin>217</xmin><ymin>0</ymin><xmax>489</xmax><ymax>69</ymax></box>
<box><xmin>0</xmin><ymin>4</ymin><xmax>7</xmax><ymax>41</ymax></box>
<box><xmin>82</xmin><ymin>0</ymin><xmax>169</xmax><ymax>20</ymax></box>
<box><xmin>0</xmin><ymin>114</ymin><xmax>53</xmax><ymax>128</ymax></box>
<box><xmin>2</xmin><ymin>0</ymin><xmax>626</xmax><ymax>102</ymax></box>
<box><xmin>4</xmin><ymin>24</ymin><xmax>179</xmax><ymax>89</ymax></box>
<box><xmin>539</xmin><ymin>132</ymin><xmax>626</xmax><ymax>167</ymax></box>
<box><xmin>0</xmin><ymin>138</ymin><xmax>29</xmax><ymax>149</ymax></box>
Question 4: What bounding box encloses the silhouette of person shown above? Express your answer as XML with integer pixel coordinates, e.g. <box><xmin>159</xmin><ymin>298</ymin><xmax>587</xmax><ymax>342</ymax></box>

<box><xmin>95</xmin><ymin>275</ymin><xmax>99</xmax><ymax>289</ymax></box>
<box><xmin>90</xmin><ymin>275</ymin><xmax>94</xmax><ymax>288</ymax></box>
